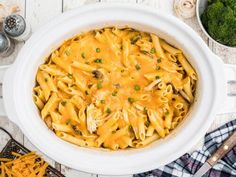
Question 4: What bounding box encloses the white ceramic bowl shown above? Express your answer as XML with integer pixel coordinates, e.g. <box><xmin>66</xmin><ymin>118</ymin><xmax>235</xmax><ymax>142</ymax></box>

<box><xmin>0</xmin><ymin>3</ymin><xmax>235</xmax><ymax>175</ymax></box>
<box><xmin>196</xmin><ymin>0</ymin><xmax>236</xmax><ymax>49</ymax></box>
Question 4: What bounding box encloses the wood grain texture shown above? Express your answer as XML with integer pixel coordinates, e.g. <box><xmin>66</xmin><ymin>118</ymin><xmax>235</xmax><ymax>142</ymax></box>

<box><xmin>22</xmin><ymin>136</ymin><xmax>56</xmax><ymax>167</ymax></box>
<box><xmin>137</xmin><ymin>0</ymin><xmax>160</xmax><ymax>7</ymax></box>
<box><xmin>209</xmin><ymin>40</ymin><xmax>236</xmax><ymax>64</ymax></box>
<box><xmin>0</xmin><ymin>0</ymin><xmax>25</xmax><ymax>153</ymax></box>
<box><xmin>0</xmin><ymin>118</ymin><xmax>24</xmax><ymax>149</ymax></box>
<box><xmin>23</xmin><ymin>0</ymin><xmax>63</xmax><ymax>169</ymax></box>
<box><xmin>63</xmin><ymin>0</ymin><xmax>99</xmax><ymax>12</ymax></box>
<box><xmin>207</xmin><ymin>130</ymin><xmax>236</xmax><ymax>166</ymax></box>
<box><xmin>0</xmin><ymin>0</ymin><xmax>236</xmax><ymax>177</ymax></box>
<box><xmin>25</xmin><ymin>0</ymin><xmax>62</xmax><ymax>32</ymax></box>
<box><xmin>101</xmin><ymin>0</ymin><xmax>136</xmax><ymax>3</ymax></box>
<box><xmin>0</xmin><ymin>0</ymin><xmax>26</xmax><ymax>65</ymax></box>
<box><xmin>183</xmin><ymin>18</ymin><xmax>208</xmax><ymax>44</ymax></box>
<box><xmin>61</xmin><ymin>166</ymin><xmax>97</xmax><ymax>177</ymax></box>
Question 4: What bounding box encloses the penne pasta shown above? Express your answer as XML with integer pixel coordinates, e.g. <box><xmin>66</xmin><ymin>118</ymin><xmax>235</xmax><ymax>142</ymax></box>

<box><xmin>177</xmin><ymin>53</ymin><xmax>197</xmax><ymax>80</ymax></box>
<box><xmin>66</xmin><ymin>101</ymin><xmax>80</xmax><ymax>123</ymax></box>
<box><xmin>41</xmin><ymin>93</ymin><xmax>58</xmax><ymax>119</ymax></box>
<box><xmin>33</xmin><ymin>86</ymin><xmax>46</xmax><ymax>102</ymax></box>
<box><xmin>137</xmin><ymin>115</ymin><xmax>145</xmax><ymax>140</ymax></box>
<box><xmin>151</xmin><ymin>34</ymin><xmax>165</xmax><ymax>59</ymax></box>
<box><xmin>96</xmin><ymin>124</ymin><xmax>118</xmax><ymax>147</ymax></box>
<box><xmin>33</xmin><ymin>27</ymin><xmax>197</xmax><ymax>150</ymax></box>
<box><xmin>50</xmin><ymin>111</ymin><xmax>62</xmax><ymax>123</ymax></box>
<box><xmin>72</xmin><ymin>61</ymin><xmax>96</xmax><ymax>72</ymax></box>
<box><xmin>144</xmin><ymin>79</ymin><xmax>162</xmax><ymax>91</ymax></box>
<box><xmin>41</xmin><ymin>71</ymin><xmax>58</xmax><ymax>92</ymax></box>
<box><xmin>39</xmin><ymin>64</ymin><xmax>65</xmax><ymax>76</ymax></box>
<box><xmin>33</xmin><ymin>95</ymin><xmax>44</xmax><ymax>110</ymax></box>
<box><xmin>51</xmin><ymin>56</ymin><xmax>72</xmax><ymax>73</ymax></box>
<box><xmin>146</xmin><ymin>125</ymin><xmax>155</xmax><ymax>137</ymax></box>
<box><xmin>57</xmin><ymin>81</ymin><xmax>84</xmax><ymax>98</ymax></box>
<box><xmin>117</xmin><ymin>136</ymin><xmax>132</xmax><ymax>149</ymax></box>
<box><xmin>52</xmin><ymin>123</ymin><xmax>72</xmax><ymax>133</ymax></box>
<box><xmin>183</xmin><ymin>77</ymin><xmax>194</xmax><ymax>103</ymax></box>
<box><xmin>147</xmin><ymin>109</ymin><xmax>165</xmax><ymax>138</ymax></box>
<box><xmin>36</xmin><ymin>71</ymin><xmax>51</xmax><ymax>100</ymax></box>
<box><xmin>136</xmin><ymin>133</ymin><xmax>160</xmax><ymax>147</ymax></box>
<box><xmin>58</xmin><ymin>132</ymin><xmax>88</xmax><ymax>147</ymax></box>
<box><xmin>160</xmin><ymin>39</ymin><xmax>182</xmax><ymax>55</ymax></box>
<box><xmin>122</xmin><ymin>39</ymin><xmax>130</xmax><ymax>67</ymax></box>
<box><xmin>164</xmin><ymin>107</ymin><xmax>174</xmax><ymax>129</ymax></box>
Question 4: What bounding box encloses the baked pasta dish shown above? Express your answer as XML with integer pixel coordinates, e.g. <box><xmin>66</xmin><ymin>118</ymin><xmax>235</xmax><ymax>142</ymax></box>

<box><xmin>33</xmin><ymin>27</ymin><xmax>197</xmax><ymax>150</ymax></box>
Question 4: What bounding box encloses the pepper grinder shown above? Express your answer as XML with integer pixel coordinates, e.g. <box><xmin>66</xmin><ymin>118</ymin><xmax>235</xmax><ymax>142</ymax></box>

<box><xmin>3</xmin><ymin>14</ymin><xmax>31</xmax><ymax>41</ymax></box>
<box><xmin>0</xmin><ymin>32</ymin><xmax>15</xmax><ymax>57</ymax></box>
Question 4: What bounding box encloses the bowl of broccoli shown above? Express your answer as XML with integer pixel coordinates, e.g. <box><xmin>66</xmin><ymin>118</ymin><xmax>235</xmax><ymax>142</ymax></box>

<box><xmin>196</xmin><ymin>0</ymin><xmax>236</xmax><ymax>48</ymax></box>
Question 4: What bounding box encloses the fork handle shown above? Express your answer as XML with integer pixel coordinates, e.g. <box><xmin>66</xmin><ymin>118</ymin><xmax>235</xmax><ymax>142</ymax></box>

<box><xmin>207</xmin><ymin>131</ymin><xmax>236</xmax><ymax>166</ymax></box>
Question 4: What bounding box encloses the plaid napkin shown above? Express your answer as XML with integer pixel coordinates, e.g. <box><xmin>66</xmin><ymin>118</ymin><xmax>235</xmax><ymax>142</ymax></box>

<box><xmin>134</xmin><ymin>119</ymin><xmax>236</xmax><ymax>177</ymax></box>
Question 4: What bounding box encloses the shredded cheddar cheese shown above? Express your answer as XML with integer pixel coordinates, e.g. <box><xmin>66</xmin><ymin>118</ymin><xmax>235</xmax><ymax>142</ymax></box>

<box><xmin>0</xmin><ymin>151</ymin><xmax>48</xmax><ymax>177</ymax></box>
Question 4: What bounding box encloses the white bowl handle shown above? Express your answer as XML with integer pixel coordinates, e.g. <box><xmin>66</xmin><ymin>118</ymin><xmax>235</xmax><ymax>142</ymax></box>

<box><xmin>217</xmin><ymin>63</ymin><xmax>236</xmax><ymax>114</ymax></box>
<box><xmin>0</xmin><ymin>65</ymin><xmax>10</xmax><ymax>117</ymax></box>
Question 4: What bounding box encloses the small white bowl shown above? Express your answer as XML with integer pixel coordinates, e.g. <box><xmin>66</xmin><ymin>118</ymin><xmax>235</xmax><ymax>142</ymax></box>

<box><xmin>196</xmin><ymin>0</ymin><xmax>235</xmax><ymax>49</ymax></box>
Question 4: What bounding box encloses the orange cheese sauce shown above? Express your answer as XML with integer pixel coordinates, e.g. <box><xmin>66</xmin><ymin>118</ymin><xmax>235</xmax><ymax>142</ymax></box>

<box><xmin>56</xmin><ymin>29</ymin><xmax>165</xmax><ymax>111</ymax></box>
<box><xmin>34</xmin><ymin>27</ymin><xmax>197</xmax><ymax>150</ymax></box>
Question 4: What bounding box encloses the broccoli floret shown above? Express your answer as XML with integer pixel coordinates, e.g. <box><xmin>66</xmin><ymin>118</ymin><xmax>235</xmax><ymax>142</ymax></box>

<box><xmin>222</xmin><ymin>0</ymin><xmax>236</xmax><ymax>13</ymax></box>
<box><xmin>201</xmin><ymin>0</ymin><xmax>236</xmax><ymax>46</ymax></box>
<box><xmin>208</xmin><ymin>0</ymin><xmax>218</xmax><ymax>5</ymax></box>
<box><xmin>208</xmin><ymin>0</ymin><xmax>236</xmax><ymax>11</ymax></box>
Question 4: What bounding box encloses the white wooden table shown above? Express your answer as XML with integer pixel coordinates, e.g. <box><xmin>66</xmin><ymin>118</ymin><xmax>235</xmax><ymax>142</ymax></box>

<box><xmin>0</xmin><ymin>0</ymin><xmax>236</xmax><ymax>177</ymax></box>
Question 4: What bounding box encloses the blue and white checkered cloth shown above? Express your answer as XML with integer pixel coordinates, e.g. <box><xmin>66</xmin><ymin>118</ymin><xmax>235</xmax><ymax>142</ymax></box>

<box><xmin>134</xmin><ymin>119</ymin><xmax>236</xmax><ymax>177</ymax></box>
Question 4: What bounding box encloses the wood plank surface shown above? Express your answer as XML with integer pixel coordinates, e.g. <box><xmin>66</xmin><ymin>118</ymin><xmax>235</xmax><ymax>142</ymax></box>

<box><xmin>0</xmin><ymin>0</ymin><xmax>235</xmax><ymax>177</ymax></box>
<box><xmin>0</xmin><ymin>0</ymin><xmax>26</xmax><ymax>65</ymax></box>
<box><xmin>23</xmin><ymin>0</ymin><xmax>63</xmax><ymax>168</ymax></box>
<box><xmin>0</xmin><ymin>0</ymin><xmax>25</xmax><ymax>148</ymax></box>
<box><xmin>25</xmin><ymin>0</ymin><xmax>63</xmax><ymax>32</ymax></box>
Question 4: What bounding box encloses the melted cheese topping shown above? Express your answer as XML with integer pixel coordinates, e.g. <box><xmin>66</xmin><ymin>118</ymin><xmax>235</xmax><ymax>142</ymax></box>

<box><xmin>33</xmin><ymin>27</ymin><xmax>197</xmax><ymax>150</ymax></box>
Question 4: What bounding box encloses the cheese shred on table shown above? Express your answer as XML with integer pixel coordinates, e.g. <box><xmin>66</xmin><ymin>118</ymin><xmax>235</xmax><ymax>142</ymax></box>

<box><xmin>0</xmin><ymin>151</ymin><xmax>48</xmax><ymax>177</ymax></box>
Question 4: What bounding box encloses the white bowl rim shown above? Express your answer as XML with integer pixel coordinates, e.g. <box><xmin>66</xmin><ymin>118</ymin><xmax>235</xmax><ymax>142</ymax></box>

<box><xmin>3</xmin><ymin>3</ymin><xmax>225</xmax><ymax>175</ymax></box>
